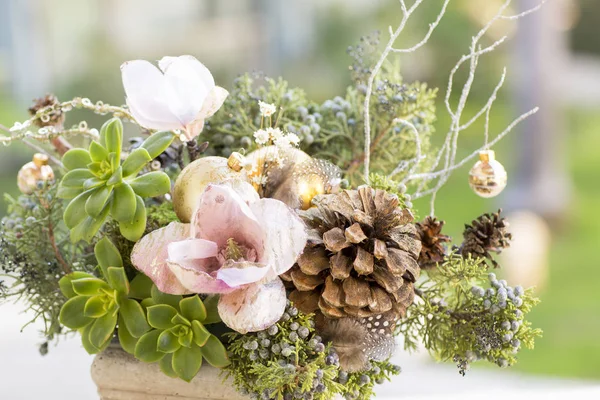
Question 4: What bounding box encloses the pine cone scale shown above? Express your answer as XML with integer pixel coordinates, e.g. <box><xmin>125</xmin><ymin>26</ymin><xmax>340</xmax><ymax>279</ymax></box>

<box><xmin>323</xmin><ymin>227</ymin><xmax>350</xmax><ymax>253</ymax></box>
<box><xmin>330</xmin><ymin>252</ymin><xmax>353</xmax><ymax>280</ymax></box>
<box><xmin>322</xmin><ymin>276</ymin><xmax>345</xmax><ymax>308</ymax></box>
<box><xmin>354</xmin><ymin>247</ymin><xmax>374</xmax><ymax>275</ymax></box>
<box><xmin>290</xmin><ymin>269</ymin><xmax>324</xmax><ymax>291</ymax></box>
<box><xmin>342</xmin><ymin>276</ymin><xmax>372</xmax><ymax>308</ymax></box>
<box><xmin>345</xmin><ymin>222</ymin><xmax>368</xmax><ymax>244</ymax></box>
<box><xmin>297</xmin><ymin>246</ymin><xmax>330</xmax><ymax>275</ymax></box>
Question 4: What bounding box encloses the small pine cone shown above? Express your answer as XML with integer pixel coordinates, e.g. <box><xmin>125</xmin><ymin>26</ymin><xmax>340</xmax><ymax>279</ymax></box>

<box><xmin>29</xmin><ymin>94</ymin><xmax>64</xmax><ymax>128</ymax></box>
<box><xmin>415</xmin><ymin>216</ymin><xmax>451</xmax><ymax>269</ymax></box>
<box><xmin>460</xmin><ymin>209</ymin><xmax>512</xmax><ymax>268</ymax></box>
<box><xmin>284</xmin><ymin>186</ymin><xmax>421</xmax><ymax>322</ymax></box>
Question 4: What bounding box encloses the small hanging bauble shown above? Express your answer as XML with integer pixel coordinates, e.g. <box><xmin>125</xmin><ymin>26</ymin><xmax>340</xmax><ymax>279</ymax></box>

<box><xmin>172</xmin><ymin>156</ymin><xmax>248</xmax><ymax>222</ymax></box>
<box><xmin>17</xmin><ymin>153</ymin><xmax>55</xmax><ymax>195</ymax></box>
<box><xmin>468</xmin><ymin>150</ymin><xmax>507</xmax><ymax>198</ymax></box>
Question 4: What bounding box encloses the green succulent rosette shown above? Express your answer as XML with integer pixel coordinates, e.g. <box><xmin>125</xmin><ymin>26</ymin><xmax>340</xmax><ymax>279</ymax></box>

<box><xmin>57</xmin><ymin>117</ymin><xmax>174</xmax><ymax>242</ymax></box>
<box><xmin>58</xmin><ymin>238</ymin><xmax>150</xmax><ymax>353</ymax></box>
<box><xmin>136</xmin><ymin>289</ymin><xmax>229</xmax><ymax>382</ymax></box>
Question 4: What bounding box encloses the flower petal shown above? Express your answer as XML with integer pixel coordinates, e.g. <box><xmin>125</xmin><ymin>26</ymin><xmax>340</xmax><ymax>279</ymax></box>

<box><xmin>216</xmin><ymin>260</ymin><xmax>270</xmax><ymax>287</ymax></box>
<box><xmin>167</xmin><ymin>261</ymin><xmax>235</xmax><ymax>294</ymax></box>
<box><xmin>220</xmin><ymin>179</ymin><xmax>260</xmax><ymax>204</ymax></box>
<box><xmin>120</xmin><ymin>60</ymin><xmax>182</xmax><ymax>130</ymax></box>
<box><xmin>167</xmin><ymin>238</ymin><xmax>219</xmax><ymax>264</ymax></box>
<box><xmin>191</xmin><ymin>184</ymin><xmax>265</xmax><ymax>253</ymax></box>
<box><xmin>196</xmin><ymin>86</ymin><xmax>229</xmax><ymax>121</ymax></box>
<box><xmin>217</xmin><ymin>278</ymin><xmax>287</xmax><ymax>333</ymax></box>
<box><xmin>130</xmin><ymin>222</ymin><xmax>191</xmax><ymax>294</ymax></box>
<box><xmin>250</xmin><ymin>198</ymin><xmax>308</xmax><ymax>279</ymax></box>
<box><xmin>159</xmin><ymin>55</ymin><xmax>215</xmax><ymax>90</ymax></box>
<box><xmin>183</xmin><ymin>86</ymin><xmax>229</xmax><ymax>140</ymax></box>
<box><xmin>162</xmin><ymin>56</ymin><xmax>214</xmax><ymax>125</ymax></box>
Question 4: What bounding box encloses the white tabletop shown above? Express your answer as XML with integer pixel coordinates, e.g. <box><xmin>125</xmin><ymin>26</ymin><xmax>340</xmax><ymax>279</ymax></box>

<box><xmin>1</xmin><ymin>300</ymin><xmax>598</xmax><ymax>400</ymax></box>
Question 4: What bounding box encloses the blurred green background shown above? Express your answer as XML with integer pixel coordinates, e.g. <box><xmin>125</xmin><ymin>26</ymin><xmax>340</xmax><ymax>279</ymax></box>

<box><xmin>1</xmin><ymin>0</ymin><xmax>598</xmax><ymax>382</ymax></box>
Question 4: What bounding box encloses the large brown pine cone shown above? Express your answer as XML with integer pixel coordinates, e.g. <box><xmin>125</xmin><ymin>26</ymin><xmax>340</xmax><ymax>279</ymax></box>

<box><xmin>282</xmin><ymin>186</ymin><xmax>421</xmax><ymax>320</ymax></box>
<box><xmin>460</xmin><ymin>209</ymin><xmax>511</xmax><ymax>268</ymax></box>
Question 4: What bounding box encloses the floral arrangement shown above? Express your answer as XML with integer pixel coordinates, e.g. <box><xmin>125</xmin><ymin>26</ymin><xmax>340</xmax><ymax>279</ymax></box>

<box><xmin>0</xmin><ymin>2</ymin><xmax>544</xmax><ymax>399</ymax></box>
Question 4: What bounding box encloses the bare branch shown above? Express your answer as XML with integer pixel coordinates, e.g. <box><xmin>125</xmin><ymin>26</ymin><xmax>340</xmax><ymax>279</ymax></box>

<box><xmin>501</xmin><ymin>0</ymin><xmax>548</xmax><ymax>20</ymax></box>
<box><xmin>391</xmin><ymin>0</ymin><xmax>451</xmax><ymax>54</ymax></box>
<box><xmin>363</xmin><ymin>0</ymin><xmax>447</xmax><ymax>183</ymax></box>
<box><xmin>410</xmin><ymin>107</ymin><xmax>540</xmax><ymax>185</ymax></box>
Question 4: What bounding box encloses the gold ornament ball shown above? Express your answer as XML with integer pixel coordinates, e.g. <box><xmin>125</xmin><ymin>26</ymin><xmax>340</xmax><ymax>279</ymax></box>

<box><xmin>469</xmin><ymin>150</ymin><xmax>507</xmax><ymax>198</ymax></box>
<box><xmin>17</xmin><ymin>153</ymin><xmax>55</xmax><ymax>194</ymax></box>
<box><xmin>172</xmin><ymin>156</ymin><xmax>248</xmax><ymax>222</ymax></box>
<box><xmin>244</xmin><ymin>146</ymin><xmax>340</xmax><ymax>210</ymax></box>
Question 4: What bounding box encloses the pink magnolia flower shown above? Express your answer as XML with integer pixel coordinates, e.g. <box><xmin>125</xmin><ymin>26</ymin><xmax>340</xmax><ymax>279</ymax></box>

<box><xmin>131</xmin><ymin>182</ymin><xmax>307</xmax><ymax>333</ymax></box>
<box><xmin>121</xmin><ymin>55</ymin><xmax>228</xmax><ymax>141</ymax></box>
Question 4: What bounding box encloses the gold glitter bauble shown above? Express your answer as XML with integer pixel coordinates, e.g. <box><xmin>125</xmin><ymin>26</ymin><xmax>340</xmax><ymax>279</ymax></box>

<box><xmin>17</xmin><ymin>153</ymin><xmax>55</xmax><ymax>194</ymax></box>
<box><xmin>172</xmin><ymin>156</ymin><xmax>248</xmax><ymax>222</ymax></box>
<box><xmin>244</xmin><ymin>146</ymin><xmax>341</xmax><ymax>210</ymax></box>
<box><xmin>468</xmin><ymin>150</ymin><xmax>507</xmax><ymax>198</ymax></box>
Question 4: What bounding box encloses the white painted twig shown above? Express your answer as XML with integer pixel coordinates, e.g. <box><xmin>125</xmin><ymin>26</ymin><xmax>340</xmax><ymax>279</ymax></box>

<box><xmin>363</xmin><ymin>0</ymin><xmax>449</xmax><ymax>184</ymax></box>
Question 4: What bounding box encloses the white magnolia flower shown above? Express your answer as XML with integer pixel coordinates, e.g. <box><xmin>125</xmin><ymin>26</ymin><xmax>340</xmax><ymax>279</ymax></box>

<box><xmin>253</xmin><ymin>129</ymin><xmax>270</xmax><ymax>145</ymax></box>
<box><xmin>121</xmin><ymin>55</ymin><xmax>228</xmax><ymax>141</ymax></box>
<box><xmin>258</xmin><ymin>101</ymin><xmax>277</xmax><ymax>117</ymax></box>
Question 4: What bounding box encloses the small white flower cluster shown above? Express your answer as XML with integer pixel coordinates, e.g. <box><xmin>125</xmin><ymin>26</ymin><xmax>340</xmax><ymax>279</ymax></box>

<box><xmin>258</xmin><ymin>101</ymin><xmax>277</xmax><ymax>117</ymax></box>
<box><xmin>253</xmin><ymin>127</ymin><xmax>300</xmax><ymax>149</ymax></box>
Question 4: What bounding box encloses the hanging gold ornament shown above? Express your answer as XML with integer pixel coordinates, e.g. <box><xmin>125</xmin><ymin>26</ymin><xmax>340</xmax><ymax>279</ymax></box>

<box><xmin>17</xmin><ymin>153</ymin><xmax>55</xmax><ymax>195</ymax></box>
<box><xmin>468</xmin><ymin>150</ymin><xmax>507</xmax><ymax>198</ymax></box>
<box><xmin>244</xmin><ymin>146</ymin><xmax>342</xmax><ymax>210</ymax></box>
<box><xmin>172</xmin><ymin>156</ymin><xmax>249</xmax><ymax>222</ymax></box>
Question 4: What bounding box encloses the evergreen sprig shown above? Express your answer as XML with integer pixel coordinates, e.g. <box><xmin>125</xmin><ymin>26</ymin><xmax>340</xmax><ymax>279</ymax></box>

<box><xmin>200</xmin><ymin>35</ymin><xmax>437</xmax><ymax>186</ymax></box>
<box><xmin>0</xmin><ymin>182</ymin><xmax>93</xmax><ymax>352</ymax></box>
<box><xmin>224</xmin><ymin>302</ymin><xmax>401</xmax><ymax>400</ymax></box>
<box><xmin>398</xmin><ymin>252</ymin><xmax>542</xmax><ymax>375</ymax></box>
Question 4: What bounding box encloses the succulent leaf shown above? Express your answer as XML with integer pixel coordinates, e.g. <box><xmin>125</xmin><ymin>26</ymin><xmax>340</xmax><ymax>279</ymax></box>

<box><xmin>135</xmin><ymin>330</ymin><xmax>165</xmax><ymax>363</ymax></box>
<box><xmin>191</xmin><ymin>320</ymin><xmax>210</xmax><ymax>347</ymax></box>
<box><xmin>107</xmin><ymin>267</ymin><xmax>130</xmax><ymax>294</ymax></box>
<box><xmin>172</xmin><ymin>344</ymin><xmax>203</xmax><ymax>382</ymax></box>
<box><xmin>179</xmin><ymin>295</ymin><xmax>207</xmax><ymax>323</ymax></box>
<box><xmin>159</xmin><ymin>353</ymin><xmax>178</xmax><ymax>378</ymax></box>
<box><xmin>59</xmin><ymin>272</ymin><xmax>95</xmax><ymax>299</ymax></box>
<box><xmin>60</xmin><ymin>295</ymin><xmax>93</xmax><ymax>329</ymax></box>
<box><xmin>118</xmin><ymin>315</ymin><xmax>139</xmax><ymax>354</ymax></box>
<box><xmin>118</xmin><ymin>195</ymin><xmax>146</xmax><ymax>241</ymax></box>
<box><xmin>85</xmin><ymin>186</ymin><xmax>113</xmax><ymax>218</ymax></box>
<box><xmin>158</xmin><ymin>329</ymin><xmax>181</xmax><ymax>353</ymax></box>
<box><xmin>147</xmin><ymin>304</ymin><xmax>178</xmax><ymax>330</ymax></box>
<box><xmin>119</xmin><ymin>298</ymin><xmax>150</xmax><ymax>337</ymax></box>
<box><xmin>89</xmin><ymin>311</ymin><xmax>118</xmax><ymax>349</ymax></box>
<box><xmin>84</xmin><ymin>296</ymin><xmax>108</xmax><ymax>318</ymax></box>
<box><xmin>95</xmin><ymin>237</ymin><xmax>124</xmax><ymax>278</ymax></box>
<box><xmin>72</xmin><ymin>277</ymin><xmax>111</xmax><ymax>296</ymax></box>
<box><xmin>129</xmin><ymin>171</ymin><xmax>171</xmax><ymax>198</ymax></box>
<box><xmin>200</xmin><ymin>335</ymin><xmax>230</xmax><ymax>368</ymax></box>
<box><xmin>129</xmin><ymin>274</ymin><xmax>154</xmax><ymax>299</ymax></box>
<box><xmin>122</xmin><ymin>148</ymin><xmax>152</xmax><ymax>177</ymax></box>
<box><xmin>141</xmin><ymin>131</ymin><xmax>175</xmax><ymax>159</ymax></box>
<box><xmin>62</xmin><ymin>148</ymin><xmax>92</xmax><ymax>170</ymax></box>
<box><xmin>150</xmin><ymin>284</ymin><xmax>181</xmax><ymax>310</ymax></box>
